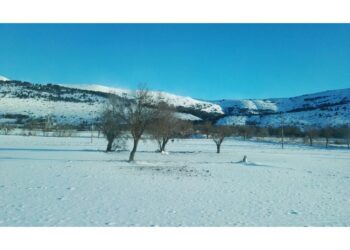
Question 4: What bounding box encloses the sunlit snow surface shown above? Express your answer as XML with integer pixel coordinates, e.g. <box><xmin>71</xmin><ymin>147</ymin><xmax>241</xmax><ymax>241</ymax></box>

<box><xmin>0</xmin><ymin>75</ymin><xmax>10</xmax><ymax>81</ymax></box>
<box><xmin>66</xmin><ymin>84</ymin><xmax>224</xmax><ymax>115</ymax></box>
<box><xmin>215</xmin><ymin>88</ymin><xmax>350</xmax><ymax>127</ymax></box>
<box><xmin>0</xmin><ymin>135</ymin><xmax>349</xmax><ymax>226</ymax></box>
<box><xmin>1</xmin><ymin>81</ymin><xmax>349</xmax><ymax>127</ymax></box>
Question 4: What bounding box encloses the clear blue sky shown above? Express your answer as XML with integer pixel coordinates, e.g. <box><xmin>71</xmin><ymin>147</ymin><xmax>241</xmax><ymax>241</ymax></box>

<box><xmin>1</xmin><ymin>24</ymin><xmax>349</xmax><ymax>100</ymax></box>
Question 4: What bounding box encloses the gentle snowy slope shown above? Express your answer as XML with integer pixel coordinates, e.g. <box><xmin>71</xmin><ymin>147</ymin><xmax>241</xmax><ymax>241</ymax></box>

<box><xmin>214</xmin><ymin>88</ymin><xmax>350</xmax><ymax>115</ymax></box>
<box><xmin>0</xmin><ymin>96</ymin><xmax>102</xmax><ymax>124</ymax></box>
<box><xmin>215</xmin><ymin>88</ymin><xmax>350</xmax><ymax>127</ymax></box>
<box><xmin>214</xmin><ymin>99</ymin><xmax>278</xmax><ymax>114</ymax></box>
<box><xmin>63</xmin><ymin>84</ymin><xmax>131</xmax><ymax>97</ymax></box>
<box><xmin>1</xmin><ymin>79</ymin><xmax>350</xmax><ymax>127</ymax></box>
<box><xmin>69</xmin><ymin>84</ymin><xmax>223</xmax><ymax>114</ymax></box>
<box><xmin>0</xmin><ymin>81</ymin><xmax>107</xmax><ymax>124</ymax></box>
<box><xmin>0</xmin><ymin>135</ymin><xmax>349</xmax><ymax>226</ymax></box>
<box><xmin>217</xmin><ymin>105</ymin><xmax>350</xmax><ymax>127</ymax></box>
<box><xmin>0</xmin><ymin>81</ymin><xmax>208</xmax><ymax>124</ymax></box>
<box><xmin>0</xmin><ymin>75</ymin><xmax>10</xmax><ymax>81</ymax></box>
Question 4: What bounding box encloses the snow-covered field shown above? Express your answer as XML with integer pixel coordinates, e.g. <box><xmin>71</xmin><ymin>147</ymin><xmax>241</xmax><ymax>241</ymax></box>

<box><xmin>0</xmin><ymin>135</ymin><xmax>349</xmax><ymax>226</ymax></box>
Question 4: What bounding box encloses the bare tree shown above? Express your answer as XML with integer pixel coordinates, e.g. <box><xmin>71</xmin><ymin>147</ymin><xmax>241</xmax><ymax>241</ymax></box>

<box><xmin>52</xmin><ymin>124</ymin><xmax>76</xmax><ymax>137</ymax></box>
<box><xmin>148</xmin><ymin>101</ymin><xmax>180</xmax><ymax>152</ymax></box>
<box><xmin>174</xmin><ymin>120</ymin><xmax>193</xmax><ymax>138</ymax></box>
<box><xmin>346</xmin><ymin>125</ymin><xmax>350</xmax><ymax>149</ymax></box>
<box><xmin>304</xmin><ymin>127</ymin><xmax>319</xmax><ymax>146</ymax></box>
<box><xmin>256</xmin><ymin>126</ymin><xmax>269</xmax><ymax>139</ymax></box>
<box><xmin>339</xmin><ymin>124</ymin><xmax>350</xmax><ymax>149</ymax></box>
<box><xmin>128</xmin><ymin>87</ymin><xmax>156</xmax><ymax>161</ymax></box>
<box><xmin>100</xmin><ymin>95</ymin><xmax>124</xmax><ymax>152</ymax></box>
<box><xmin>238</xmin><ymin>125</ymin><xmax>255</xmax><ymax>140</ymax></box>
<box><xmin>320</xmin><ymin>126</ymin><xmax>333</xmax><ymax>148</ymax></box>
<box><xmin>284</xmin><ymin>126</ymin><xmax>303</xmax><ymax>138</ymax></box>
<box><xmin>280</xmin><ymin>112</ymin><xmax>285</xmax><ymax>149</ymax></box>
<box><xmin>43</xmin><ymin>114</ymin><xmax>53</xmax><ymax>136</ymax></box>
<box><xmin>23</xmin><ymin>119</ymin><xmax>42</xmax><ymax>136</ymax></box>
<box><xmin>112</xmin><ymin>86</ymin><xmax>156</xmax><ymax>161</ymax></box>
<box><xmin>0</xmin><ymin>123</ymin><xmax>14</xmax><ymax>135</ymax></box>
<box><xmin>200</xmin><ymin>121</ymin><xmax>212</xmax><ymax>139</ymax></box>
<box><xmin>210</xmin><ymin>125</ymin><xmax>233</xmax><ymax>153</ymax></box>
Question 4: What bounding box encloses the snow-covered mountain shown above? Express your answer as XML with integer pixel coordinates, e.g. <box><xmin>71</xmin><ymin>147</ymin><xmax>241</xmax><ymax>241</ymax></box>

<box><xmin>0</xmin><ymin>78</ymin><xmax>349</xmax><ymax>128</ymax></box>
<box><xmin>0</xmin><ymin>80</ymin><xmax>222</xmax><ymax>125</ymax></box>
<box><xmin>215</xmin><ymin>88</ymin><xmax>350</xmax><ymax>127</ymax></box>
<box><xmin>68</xmin><ymin>84</ymin><xmax>223</xmax><ymax>115</ymax></box>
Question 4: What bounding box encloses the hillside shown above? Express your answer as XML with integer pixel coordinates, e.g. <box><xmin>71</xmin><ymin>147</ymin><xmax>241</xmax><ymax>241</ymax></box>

<box><xmin>215</xmin><ymin>88</ymin><xmax>350</xmax><ymax>128</ymax></box>
<box><xmin>0</xmin><ymin>80</ymin><xmax>222</xmax><ymax>125</ymax></box>
<box><xmin>68</xmin><ymin>84</ymin><xmax>223</xmax><ymax>116</ymax></box>
<box><xmin>0</xmin><ymin>78</ymin><xmax>349</xmax><ymax>128</ymax></box>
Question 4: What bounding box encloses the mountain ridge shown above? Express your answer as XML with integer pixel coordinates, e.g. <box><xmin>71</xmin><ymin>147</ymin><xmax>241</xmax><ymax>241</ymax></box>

<box><xmin>0</xmin><ymin>79</ymin><xmax>349</xmax><ymax>128</ymax></box>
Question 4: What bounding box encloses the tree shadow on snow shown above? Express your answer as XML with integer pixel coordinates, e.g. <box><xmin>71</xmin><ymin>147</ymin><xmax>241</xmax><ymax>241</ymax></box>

<box><xmin>231</xmin><ymin>160</ymin><xmax>276</xmax><ymax>168</ymax></box>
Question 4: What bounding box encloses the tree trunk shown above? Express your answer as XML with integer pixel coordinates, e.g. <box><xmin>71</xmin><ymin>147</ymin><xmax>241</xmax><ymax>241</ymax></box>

<box><xmin>309</xmin><ymin>137</ymin><xmax>313</xmax><ymax>146</ymax></box>
<box><xmin>129</xmin><ymin>139</ymin><xmax>139</xmax><ymax>162</ymax></box>
<box><xmin>157</xmin><ymin>140</ymin><xmax>162</xmax><ymax>152</ymax></box>
<box><xmin>216</xmin><ymin>143</ymin><xmax>221</xmax><ymax>153</ymax></box>
<box><xmin>161</xmin><ymin>142</ymin><xmax>166</xmax><ymax>152</ymax></box>
<box><xmin>281</xmin><ymin>126</ymin><xmax>284</xmax><ymax>149</ymax></box>
<box><xmin>106</xmin><ymin>139</ymin><xmax>113</xmax><ymax>152</ymax></box>
<box><xmin>161</xmin><ymin>138</ymin><xmax>169</xmax><ymax>152</ymax></box>
<box><xmin>326</xmin><ymin>137</ymin><xmax>329</xmax><ymax>148</ymax></box>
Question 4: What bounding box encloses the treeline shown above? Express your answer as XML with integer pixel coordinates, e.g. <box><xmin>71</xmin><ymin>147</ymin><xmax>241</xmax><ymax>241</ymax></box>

<box><xmin>1</xmin><ymin>86</ymin><xmax>349</xmax><ymax>161</ymax></box>
<box><xmin>97</xmin><ymin>87</ymin><xmax>350</xmax><ymax>162</ymax></box>
<box><xmin>0</xmin><ymin>118</ymin><xmax>76</xmax><ymax>137</ymax></box>
<box><xmin>194</xmin><ymin>122</ymin><xmax>350</xmax><ymax>150</ymax></box>
<box><xmin>21</xmin><ymin>119</ymin><xmax>76</xmax><ymax>137</ymax></box>
<box><xmin>98</xmin><ymin>87</ymin><xmax>195</xmax><ymax>161</ymax></box>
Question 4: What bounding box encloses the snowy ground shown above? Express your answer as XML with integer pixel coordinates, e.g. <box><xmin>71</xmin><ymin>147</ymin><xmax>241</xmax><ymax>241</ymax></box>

<box><xmin>0</xmin><ymin>134</ymin><xmax>349</xmax><ymax>226</ymax></box>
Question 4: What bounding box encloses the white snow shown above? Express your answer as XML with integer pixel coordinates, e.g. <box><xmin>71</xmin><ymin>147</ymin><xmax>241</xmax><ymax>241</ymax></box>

<box><xmin>215</xmin><ymin>99</ymin><xmax>278</xmax><ymax>114</ymax></box>
<box><xmin>2</xmin><ymin>80</ymin><xmax>349</xmax><ymax>127</ymax></box>
<box><xmin>214</xmin><ymin>88</ymin><xmax>350</xmax><ymax>115</ymax></box>
<box><xmin>67</xmin><ymin>84</ymin><xmax>224</xmax><ymax>114</ymax></box>
<box><xmin>0</xmin><ymin>75</ymin><xmax>10</xmax><ymax>81</ymax></box>
<box><xmin>0</xmin><ymin>95</ymin><xmax>103</xmax><ymax>124</ymax></box>
<box><xmin>174</xmin><ymin>112</ymin><xmax>201</xmax><ymax>121</ymax></box>
<box><xmin>0</xmin><ymin>97</ymin><xmax>202</xmax><ymax>124</ymax></box>
<box><xmin>217</xmin><ymin>104</ymin><xmax>350</xmax><ymax>128</ymax></box>
<box><xmin>0</xmin><ymin>82</ymin><xmax>204</xmax><ymax>124</ymax></box>
<box><xmin>64</xmin><ymin>84</ymin><xmax>131</xmax><ymax>97</ymax></box>
<box><xmin>216</xmin><ymin>88</ymin><xmax>350</xmax><ymax>127</ymax></box>
<box><xmin>1</xmin><ymin>134</ymin><xmax>349</xmax><ymax>226</ymax></box>
<box><xmin>217</xmin><ymin>115</ymin><xmax>249</xmax><ymax>126</ymax></box>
